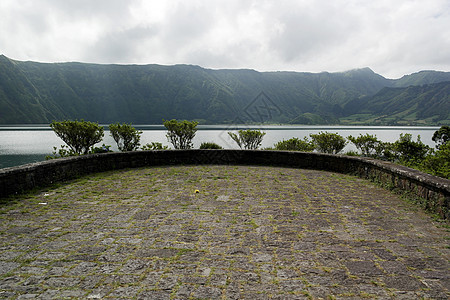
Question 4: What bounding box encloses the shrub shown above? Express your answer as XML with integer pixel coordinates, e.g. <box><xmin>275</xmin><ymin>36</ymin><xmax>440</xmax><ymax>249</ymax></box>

<box><xmin>347</xmin><ymin>133</ymin><xmax>382</xmax><ymax>157</ymax></box>
<box><xmin>392</xmin><ymin>133</ymin><xmax>431</xmax><ymax>164</ymax></box>
<box><xmin>89</xmin><ymin>144</ymin><xmax>112</xmax><ymax>154</ymax></box>
<box><xmin>199</xmin><ymin>142</ymin><xmax>223</xmax><ymax>149</ymax></box>
<box><xmin>141</xmin><ymin>142</ymin><xmax>169</xmax><ymax>150</ymax></box>
<box><xmin>273</xmin><ymin>137</ymin><xmax>315</xmax><ymax>152</ymax></box>
<box><xmin>374</xmin><ymin>141</ymin><xmax>397</xmax><ymax>161</ymax></box>
<box><xmin>163</xmin><ymin>119</ymin><xmax>198</xmax><ymax>149</ymax></box>
<box><xmin>344</xmin><ymin>150</ymin><xmax>360</xmax><ymax>156</ymax></box>
<box><xmin>432</xmin><ymin>125</ymin><xmax>450</xmax><ymax>149</ymax></box>
<box><xmin>310</xmin><ymin>131</ymin><xmax>347</xmax><ymax>154</ymax></box>
<box><xmin>109</xmin><ymin>123</ymin><xmax>142</xmax><ymax>152</ymax></box>
<box><xmin>46</xmin><ymin>145</ymin><xmax>77</xmax><ymax>160</ymax></box>
<box><xmin>50</xmin><ymin>120</ymin><xmax>104</xmax><ymax>155</ymax></box>
<box><xmin>228</xmin><ymin>129</ymin><xmax>266</xmax><ymax>149</ymax></box>
<box><xmin>421</xmin><ymin>142</ymin><xmax>450</xmax><ymax>179</ymax></box>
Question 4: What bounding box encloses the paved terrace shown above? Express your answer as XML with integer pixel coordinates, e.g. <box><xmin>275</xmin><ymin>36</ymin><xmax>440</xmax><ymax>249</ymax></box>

<box><xmin>0</xmin><ymin>165</ymin><xmax>448</xmax><ymax>299</ymax></box>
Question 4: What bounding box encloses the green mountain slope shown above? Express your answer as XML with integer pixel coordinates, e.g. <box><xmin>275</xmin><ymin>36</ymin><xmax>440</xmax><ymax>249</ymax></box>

<box><xmin>0</xmin><ymin>55</ymin><xmax>449</xmax><ymax>125</ymax></box>
<box><xmin>342</xmin><ymin>81</ymin><xmax>450</xmax><ymax>125</ymax></box>
<box><xmin>394</xmin><ymin>70</ymin><xmax>450</xmax><ymax>87</ymax></box>
<box><xmin>0</xmin><ymin>56</ymin><xmax>57</xmax><ymax>123</ymax></box>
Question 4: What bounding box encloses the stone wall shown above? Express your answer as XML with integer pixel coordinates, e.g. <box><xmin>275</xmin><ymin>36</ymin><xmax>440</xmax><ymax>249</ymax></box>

<box><xmin>1</xmin><ymin>150</ymin><xmax>449</xmax><ymax>219</ymax></box>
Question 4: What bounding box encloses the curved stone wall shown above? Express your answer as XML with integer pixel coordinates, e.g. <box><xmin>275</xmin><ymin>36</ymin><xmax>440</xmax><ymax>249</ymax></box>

<box><xmin>1</xmin><ymin>150</ymin><xmax>449</xmax><ymax>219</ymax></box>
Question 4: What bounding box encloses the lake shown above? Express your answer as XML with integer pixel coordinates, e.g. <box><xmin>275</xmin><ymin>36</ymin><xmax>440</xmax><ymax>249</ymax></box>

<box><xmin>0</xmin><ymin>125</ymin><xmax>440</xmax><ymax>169</ymax></box>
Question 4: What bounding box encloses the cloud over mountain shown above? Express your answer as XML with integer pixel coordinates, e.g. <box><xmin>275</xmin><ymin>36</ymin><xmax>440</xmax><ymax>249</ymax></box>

<box><xmin>1</xmin><ymin>0</ymin><xmax>449</xmax><ymax>78</ymax></box>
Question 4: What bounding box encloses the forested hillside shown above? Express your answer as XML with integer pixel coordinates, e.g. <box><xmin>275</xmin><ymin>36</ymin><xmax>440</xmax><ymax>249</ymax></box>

<box><xmin>341</xmin><ymin>81</ymin><xmax>450</xmax><ymax>125</ymax></box>
<box><xmin>0</xmin><ymin>55</ymin><xmax>449</xmax><ymax>125</ymax></box>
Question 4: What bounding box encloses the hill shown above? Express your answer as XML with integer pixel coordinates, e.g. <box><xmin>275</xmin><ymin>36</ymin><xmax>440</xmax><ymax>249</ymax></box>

<box><xmin>0</xmin><ymin>55</ymin><xmax>449</xmax><ymax>125</ymax></box>
<box><xmin>341</xmin><ymin>81</ymin><xmax>450</xmax><ymax>125</ymax></box>
<box><xmin>394</xmin><ymin>70</ymin><xmax>450</xmax><ymax>87</ymax></box>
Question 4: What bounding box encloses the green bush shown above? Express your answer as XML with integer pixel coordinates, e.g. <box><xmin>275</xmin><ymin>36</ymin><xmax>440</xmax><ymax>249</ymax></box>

<box><xmin>273</xmin><ymin>137</ymin><xmax>315</xmax><ymax>152</ymax></box>
<box><xmin>50</xmin><ymin>120</ymin><xmax>104</xmax><ymax>155</ymax></box>
<box><xmin>141</xmin><ymin>142</ymin><xmax>169</xmax><ymax>150</ymax></box>
<box><xmin>421</xmin><ymin>142</ymin><xmax>450</xmax><ymax>179</ymax></box>
<box><xmin>89</xmin><ymin>144</ymin><xmax>112</xmax><ymax>154</ymax></box>
<box><xmin>109</xmin><ymin>123</ymin><xmax>142</xmax><ymax>152</ymax></box>
<box><xmin>199</xmin><ymin>142</ymin><xmax>223</xmax><ymax>149</ymax></box>
<box><xmin>373</xmin><ymin>141</ymin><xmax>397</xmax><ymax>161</ymax></box>
<box><xmin>347</xmin><ymin>133</ymin><xmax>382</xmax><ymax>157</ymax></box>
<box><xmin>392</xmin><ymin>133</ymin><xmax>431</xmax><ymax>165</ymax></box>
<box><xmin>432</xmin><ymin>125</ymin><xmax>449</xmax><ymax>149</ymax></box>
<box><xmin>344</xmin><ymin>150</ymin><xmax>360</xmax><ymax>156</ymax></box>
<box><xmin>228</xmin><ymin>129</ymin><xmax>266</xmax><ymax>149</ymax></box>
<box><xmin>310</xmin><ymin>131</ymin><xmax>347</xmax><ymax>154</ymax></box>
<box><xmin>46</xmin><ymin>145</ymin><xmax>77</xmax><ymax>160</ymax></box>
<box><xmin>163</xmin><ymin>119</ymin><xmax>198</xmax><ymax>149</ymax></box>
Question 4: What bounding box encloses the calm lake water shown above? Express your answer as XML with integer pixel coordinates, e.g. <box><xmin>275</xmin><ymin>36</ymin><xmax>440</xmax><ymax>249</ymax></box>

<box><xmin>0</xmin><ymin>125</ymin><xmax>439</xmax><ymax>169</ymax></box>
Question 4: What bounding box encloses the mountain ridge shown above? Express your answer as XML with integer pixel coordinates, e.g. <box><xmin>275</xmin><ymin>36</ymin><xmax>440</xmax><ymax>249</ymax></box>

<box><xmin>0</xmin><ymin>55</ymin><xmax>449</xmax><ymax>125</ymax></box>
<box><xmin>342</xmin><ymin>81</ymin><xmax>450</xmax><ymax>125</ymax></box>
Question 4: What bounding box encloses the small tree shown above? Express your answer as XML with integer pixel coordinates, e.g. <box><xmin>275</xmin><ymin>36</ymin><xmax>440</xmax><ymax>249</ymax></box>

<box><xmin>310</xmin><ymin>131</ymin><xmax>347</xmax><ymax>154</ymax></box>
<box><xmin>50</xmin><ymin>120</ymin><xmax>104</xmax><ymax>155</ymax></box>
<box><xmin>228</xmin><ymin>129</ymin><xmax>266</xmax><ymax>149</ymax></box>
<box><xmin>274</xmin><ymin>137</ymin><xmax>315</xmax><ymax>152</ymax></box>
<box><xmin>374</xmin><ymin>141</ymin><xmax>397</xmax><ymax>161</ymax></box>
<box><xmin>348</xmin><ymin>133</ymin><xmax>381</xmax><ymax>157</ymax></box>
<box><xmin>432</xmin><ymin>125</ymin><xmax>450</xmax><ymax>149</ymax></box>
<box><xmin>109</xmin><ymin>123</ymin><xmax>142</xmax><ymax>152</ymax></box>
<box><xmin>163</xmin><ymin>119</ymin><xmax>198</xmax><ymax>149</ymax></box>
<box><xmin>393</xmin><ymin>133</ymin><xmax>431</xmax><ymax>164</ymax></box>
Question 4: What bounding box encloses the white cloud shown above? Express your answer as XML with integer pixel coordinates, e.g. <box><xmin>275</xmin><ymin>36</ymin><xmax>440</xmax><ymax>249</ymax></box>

<box><xmin>0</xmin><ymin>0</ymin><xmax>449</xmax><ymax>78</ymax></box>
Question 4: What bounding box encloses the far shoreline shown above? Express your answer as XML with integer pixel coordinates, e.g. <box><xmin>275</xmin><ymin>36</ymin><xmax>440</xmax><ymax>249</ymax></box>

<box><xmin>0</xmin><ymin>123</ymin><xmax>442</xmax><ymax>131</ymax></box>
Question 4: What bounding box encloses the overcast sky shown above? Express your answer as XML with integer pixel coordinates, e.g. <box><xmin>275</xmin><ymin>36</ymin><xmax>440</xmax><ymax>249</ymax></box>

<box><xmin>1</xmin><ymin>0</ymin><xmax>449</xmax><ymax>78</ymax></box>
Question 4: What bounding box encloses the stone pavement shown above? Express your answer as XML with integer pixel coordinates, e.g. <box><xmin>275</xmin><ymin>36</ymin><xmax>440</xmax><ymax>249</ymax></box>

<box><xmin>0</xmin><ymin>165</ymin><xmax>448</xmax><ymax>299</ymax></box>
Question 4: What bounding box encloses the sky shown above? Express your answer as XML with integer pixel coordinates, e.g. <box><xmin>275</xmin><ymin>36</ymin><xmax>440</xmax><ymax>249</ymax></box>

<box><xmin>1</xmin><ymin>0</ymin><xmax>449</xmax><ymax>79</ymax></box>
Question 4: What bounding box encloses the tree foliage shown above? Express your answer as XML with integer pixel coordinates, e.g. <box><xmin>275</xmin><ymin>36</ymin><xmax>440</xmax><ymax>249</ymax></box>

<box><xmin>310</xmin><ymin>132</ymin><xmax>347</xmax><ymax>154</ymax></box>
<box><xmin>347</xmin><ymin>133</ymin><xmax>382</xmax><ymax>157</ymax></box>
<box><xmin>163</xmin><ymin>119</ymin><xmax>198</xmax><ymax>149</ymax></box>
<box><xmin>421</xmin><ymin>142</ymin><xmax>450</xmax><ymax>179</ymax></box>
<box><xmin>228</xmin><ymin>129</ymin><xmax>266</xmax><ymax>150</ymax></box>
<box><xmin>109</xmin><ymin>123</ymin><xmax>142</xmax><ymax>152</ymax></box>
<box><xmin>432</xmin><ymin>125</ymin><xmax>450</xmax><ymax>149</ymax></box>
<box><xmin>50</xmin><ymin>120</ymin><xmax>104</xmax><ymax>155</ymax></box>
<box><xmin>392</xmin><ymin>133</ymin><xmax>431</xmax><ymax>164</ymax></box>
<box><xmin>273</xmin><ymin>137</ymin><xmax>315</xmax><ymax>152</ymax></box>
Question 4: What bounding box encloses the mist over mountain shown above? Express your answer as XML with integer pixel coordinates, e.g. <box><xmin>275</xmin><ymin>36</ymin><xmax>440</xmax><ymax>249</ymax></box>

<box><xmin>0</xmin><ymin>55</ymin><xmax>449</xmax><ymax>125</ymax></box>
